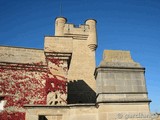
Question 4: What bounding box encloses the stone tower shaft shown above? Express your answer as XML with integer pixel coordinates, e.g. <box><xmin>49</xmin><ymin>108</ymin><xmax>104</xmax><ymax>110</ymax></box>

<box><xmin>45</xmin><ymin>17</ymin><xmax>98</xmax><ymax>103</ymax></box>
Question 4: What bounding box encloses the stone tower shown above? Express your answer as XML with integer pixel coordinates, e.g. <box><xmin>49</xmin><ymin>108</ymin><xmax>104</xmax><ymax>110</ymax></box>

<box><xmin>44</xmin><ymin>17</ymin><xmax>97</xmax><ymax>103</ymax></box>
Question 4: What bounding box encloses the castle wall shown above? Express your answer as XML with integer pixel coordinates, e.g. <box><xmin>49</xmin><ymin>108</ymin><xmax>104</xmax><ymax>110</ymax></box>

<box><xmin>0</xmin><ymin>46</ymin><xmax>69</xmax><ymax>119</ymax></box>
<box><xmin>25</xmin><ymin>105</ymin><xmax>98</xmax><ymax>120</ymax></box>
<box><xmin>98</xmin><ymin>103</ymin><xmax>152</xmax><ymax>120</ymax></box>
<box><xmin>0</xmin><ymin>46</ymin><xmax>46</xmax><ymax>64</ymax></box>
<box><xmin>25</xmin><ymin>103</ymin><xmax>156</xmax><ymax>120</ymax></box>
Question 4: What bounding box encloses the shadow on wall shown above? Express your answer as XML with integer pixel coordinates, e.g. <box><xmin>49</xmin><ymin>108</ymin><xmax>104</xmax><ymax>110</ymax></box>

<box><xmin>39</xmin><ymin>115</ymin><xmax>47</xmax><ymax>120</ymax></box>
<box><xmin>67</xmin><ymin>80</ymin><xmax>96</xmax><ymax>104</ymax></box>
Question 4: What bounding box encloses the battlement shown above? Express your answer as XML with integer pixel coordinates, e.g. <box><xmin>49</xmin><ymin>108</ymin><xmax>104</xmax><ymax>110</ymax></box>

<box><xmin>55</xmin><ymin>17</ymin><xmax>96</xmax><ymax>38</ymax></box>
<box><xmin>54</xmin><ymin>17</ymin><xmax>97</xmax><ymax>51</ymax></box>
<box><xmin>64</xmin><ymin>23</ymin><xmax>90</xmax><ymax>34</ymax></box>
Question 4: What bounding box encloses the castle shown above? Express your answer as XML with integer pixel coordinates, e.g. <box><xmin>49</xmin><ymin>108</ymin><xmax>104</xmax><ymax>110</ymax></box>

<box><xmin>0</xmin><ymin>17</ymin><xmax>159</xmax><ymax>120</ymax></box>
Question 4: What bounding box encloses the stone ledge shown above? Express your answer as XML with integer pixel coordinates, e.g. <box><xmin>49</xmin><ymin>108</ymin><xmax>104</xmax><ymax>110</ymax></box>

<box><xmin>94</xmin><ymin>67</ymin><xmax>145</xmax><ymax>78</ymax></box>
<box><xmin>24</xmin><ymin>103</ymin><xmax>96</xmax><ymax>108</ymax></box>
<box><xmin>0</xmin><ymin>45</ymin><xmax>43</xmax><ymax>51</ymax></box>
<box><xmin>96</xmin><ymin>99</ymin><xmax>151</xmax><ymax>104</ymax></box>
<box><xmin>97</xmin><ymin>92</ymin><xmax>148</xmax><ymax>95</ymax></box>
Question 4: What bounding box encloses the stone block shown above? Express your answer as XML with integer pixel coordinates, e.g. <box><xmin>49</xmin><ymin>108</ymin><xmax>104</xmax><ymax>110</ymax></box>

<box><xmin>102</xmin><ymin>86</ymin><xmax>116</xmax><ymax>92</ymax></box>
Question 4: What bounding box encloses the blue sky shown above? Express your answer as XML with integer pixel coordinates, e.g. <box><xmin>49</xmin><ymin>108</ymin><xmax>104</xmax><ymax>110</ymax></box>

<box><xmin>0</xmin><ymin>0</ymin><xmax>160</xmax><ymax>112</ymax></box>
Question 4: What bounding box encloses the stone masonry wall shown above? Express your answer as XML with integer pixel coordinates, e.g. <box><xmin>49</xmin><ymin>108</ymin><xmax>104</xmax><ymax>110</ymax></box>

<box><xmin>0</xmin><ymin>46</ymin><xmax>68</xmax><ymax>120</ymax></box>
<box><xmin>0</xmin><ymin>46</ymin><xmax>46</xmax><ymax>64</ymax></box>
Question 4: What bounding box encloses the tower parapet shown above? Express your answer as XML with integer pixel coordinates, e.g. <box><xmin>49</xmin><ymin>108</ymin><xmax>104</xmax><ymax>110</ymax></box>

<box><xmin>54</xmin><ymin>17</ymin><xmax>97</xmax><ymax>51</ymax></box>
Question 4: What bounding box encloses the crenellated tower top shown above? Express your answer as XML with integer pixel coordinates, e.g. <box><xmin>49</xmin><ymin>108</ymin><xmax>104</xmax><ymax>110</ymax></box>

<box><xmin>55</xmin><ymin>17</ymin><xmax>97</xmax><ymax>51</ymax></box>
